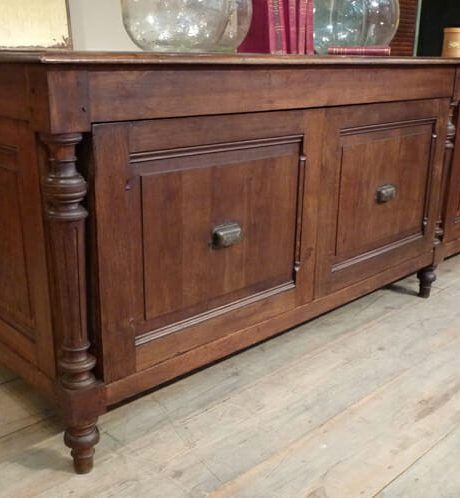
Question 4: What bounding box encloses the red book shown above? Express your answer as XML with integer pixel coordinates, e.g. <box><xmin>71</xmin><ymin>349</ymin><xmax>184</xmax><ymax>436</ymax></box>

<box><xmin>305</xmin><ymin>0</ymin><xmax>314</xmax><ymax>55</ymax></box>
<box><xmin>297</xmin><ymin>0</ymin><xmax>307</xmax><ymax>54</ymax></box>
<box><xmin>238</xmin><ymin>0</ymin><xmax>287</xmax><ymax>54</ymax></box>
<box><xmin>327</xmin><ymin>46</ymin><xmax>392</xmax><ymax>56</ymax></box>
<box><xmin>285</xmin><ymin>0</ymin><xmax>298</xmax><ymax>53</ymax></box>
<box><xmin>273</xmin><ymin>0</ymin><xmax>288</xmax><ymax>53</ymax></box>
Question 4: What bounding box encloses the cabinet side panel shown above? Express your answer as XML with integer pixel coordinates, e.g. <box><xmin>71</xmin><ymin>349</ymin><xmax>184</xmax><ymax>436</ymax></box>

<box><xmin>0</xmin><ymin>65</ymin><xmax>29</xmax><ymax>121</ymax></box>
<box><xmin>0</xmin><ymin>143</ymin><xmax>33</xmax><ymax>333</ymax></box>
<box><xmin>443</xmin><ymin>113</ymin><xmax>460</xmax><ymax>246</ymax></box>
<box><xmin>0</xmin><ymin>118</ymin><xmax>55</xmax><ymax>376</ymax></box>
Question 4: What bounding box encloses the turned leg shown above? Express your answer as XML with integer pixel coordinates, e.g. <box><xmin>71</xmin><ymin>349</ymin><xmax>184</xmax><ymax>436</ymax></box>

<box><xmin>417</xmin><ymin>266</ymin><xmax>437</xmax><ymax>299</ymax></box>
<box><xmin>65</xmin><ymin>423</ymin><xmax>100</xmax><ymax>474</ymax></box>
<box><xmin>41</xmin><ymin>133</ymin><xmax>104</xmax><ymax>473</ymax></box>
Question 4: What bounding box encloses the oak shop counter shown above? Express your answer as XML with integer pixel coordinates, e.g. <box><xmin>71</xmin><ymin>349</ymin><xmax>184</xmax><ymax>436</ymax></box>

<box><xmin>1</xmin><ymin>51</ymin><xmax>460</xmax><ymax>474</ymax></box>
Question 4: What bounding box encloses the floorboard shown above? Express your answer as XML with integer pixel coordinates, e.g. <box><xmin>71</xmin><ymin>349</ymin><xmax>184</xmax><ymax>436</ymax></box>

<box><xmin>1</xmin><ymin>256</ymin><xmax>460</xmax><ymax>497</ymax></box>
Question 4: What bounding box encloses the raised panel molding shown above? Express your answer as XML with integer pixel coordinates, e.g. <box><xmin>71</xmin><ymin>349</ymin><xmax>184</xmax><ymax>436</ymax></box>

<box><xmin>316</xmin><ymin>100</ymin><xmax>447</xmax><ymax>297</ymax></box>
<box><xmin>131</xmin><ymin>136</ymin><xmax>305</xmax><ymax>343</ymax></box>
<box><xmin>334</xmin><ymin>118</ymin><xmax>437</xmax><ymax>266</ymax></box>
<box><xmin>0</xmin><ymin>143</ymin><xmax>34</xmax><ymax>338</ymax></box>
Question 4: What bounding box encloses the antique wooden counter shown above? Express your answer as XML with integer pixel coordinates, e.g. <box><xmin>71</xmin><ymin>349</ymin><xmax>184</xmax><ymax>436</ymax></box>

<box><xmin>1</xmin><ymin>52</ymin><xmax>460</xmax><ymax>473</ymax></box>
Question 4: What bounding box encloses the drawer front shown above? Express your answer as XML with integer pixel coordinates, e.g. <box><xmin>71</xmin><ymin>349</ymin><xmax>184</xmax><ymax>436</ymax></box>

<box><xmin>316</xmin><ymin>99</ymin><xmax>449</xmax><ymax>297</ymax></box>
<box><xmin>92</xmin><ymin>111</ymin><xmax>316</xmax><ymax>380</ymax></box>
<box><xmin>140</xmin><ymin>137</ymin><xmax>300</xmax><ymax>330</ymax></box>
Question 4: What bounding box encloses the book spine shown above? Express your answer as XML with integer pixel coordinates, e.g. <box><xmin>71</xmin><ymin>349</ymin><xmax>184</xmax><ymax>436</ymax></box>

<box><xmin>279</xmin><ymin>0</ymin><xmax>288</xmax><ymax>53</ymax></box>
<box><xmin>327</xmin><ymin>46</ymin><xmax>392</xmax><ymax>56</ymax></box>
<box><xmin>305</xmin><ymin>0</ymin><xmax>314</xmax><ymax>55</ymax></box>
<box><xmin>287</xmin><ymin>0</ymin><xmax>298</xmax><ymax>53</ymax></box>
<box><xmin>297</xmin><ymin>0</ymin><xmax>307</xmax><ymax>54</ymax></box>
<box><xmin>271</xmin><ymin>0</ymin><xmax>287</xmax><ymax>54</ymax></box>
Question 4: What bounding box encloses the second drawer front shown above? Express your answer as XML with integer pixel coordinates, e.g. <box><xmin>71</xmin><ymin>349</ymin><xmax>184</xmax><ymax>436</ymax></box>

<box><xmin>316</xmin><ymin>99</ymin><xmax>448</xmax><ymax>296</ymax></box>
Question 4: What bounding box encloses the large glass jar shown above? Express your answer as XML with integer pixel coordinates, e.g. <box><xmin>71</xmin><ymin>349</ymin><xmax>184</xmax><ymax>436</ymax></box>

<box><xmin>314</xmin><ymin>0</ymin><xmax>400</xmax><ymax>55</ymax></box>
<box><xmin>121</xmin><ymin>0</ymin><xmax>231</xmax><ymax>52</ymax></box>
<box><xmin>216</xmin><ymin>0</ymin><xmax>253</xmax><ymax>52</ymax></box>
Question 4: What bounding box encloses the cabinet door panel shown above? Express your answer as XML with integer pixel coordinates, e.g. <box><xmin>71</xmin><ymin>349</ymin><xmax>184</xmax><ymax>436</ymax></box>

<box><xmin>336</xmin><ymin>122</ymin><xmax>432</xmax><ymax>259</ymax></box>
<box><xmin>316</xmin><ymin>100</ymin><xmax>448</xmax><ymax>297</ymax></box>
<box><xmin>93</xmin><ymin>111</ymin><xmax>315</xmax><ymax>380</ymax></box>
<box><xmin>141</xmin><ymin>141</ymin><xmax>299</xmax><ymax>329</ymax></box>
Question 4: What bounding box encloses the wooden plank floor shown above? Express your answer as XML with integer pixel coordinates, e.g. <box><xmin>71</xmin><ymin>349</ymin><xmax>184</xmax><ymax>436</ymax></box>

<box><xmin>1</xmin><ymin>256</ymin><xmax>460</xmax><ymax>497</ymax></box>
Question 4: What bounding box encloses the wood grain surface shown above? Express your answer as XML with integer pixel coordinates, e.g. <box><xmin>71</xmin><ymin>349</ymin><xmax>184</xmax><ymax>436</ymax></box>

<box><xmin>1</xmin><ymin>256</ymin><xmax>460</xmax><ymax>496</ymax></box>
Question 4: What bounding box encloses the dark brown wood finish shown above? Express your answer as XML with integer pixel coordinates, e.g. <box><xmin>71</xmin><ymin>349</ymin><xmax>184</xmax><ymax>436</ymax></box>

<box><xmin>0</xmin><ymin>52</ymin><xmax>460</xmax><ymax>473</ymax></box>
<box><xmin>442</xmin><ymin>70</ymin><xmax>460</xmax><ymax>257</ymax></box>
<box><xmin>0</xmin><ymin>118</ymin><xmax>54</xmax><ymax>374</ymax></box>
<box><xmin>315</xmin><ymin>99</ymin><xmax>449</xmax><ymax>297</ymax></box>
<box><xmin>40</xmin><ymin>133</ymin><xmax>104</xmax><ymax>474</ymax></box>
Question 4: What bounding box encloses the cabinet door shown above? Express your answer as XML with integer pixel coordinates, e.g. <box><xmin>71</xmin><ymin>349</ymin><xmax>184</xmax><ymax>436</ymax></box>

<box><xmin>316</xmin><ymin>99</ymin><xmax>449</xmax><ymax>297</ymax></box>
<box><xmin>92</xmin><ymin>111</ymin><xmax>316</xmax><ymax>380</ymax></box>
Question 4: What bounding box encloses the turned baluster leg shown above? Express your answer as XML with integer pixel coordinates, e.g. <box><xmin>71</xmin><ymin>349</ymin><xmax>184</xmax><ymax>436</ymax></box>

<box><xmin>64</xmin><ymin>423</ymin><xmax>100</xmax><ymax>475</ymax></box>
<box><xmin>41</xmin><ymin>133</ymin><xmax>103</xmax><ymax>474</ymax></box>
<box><xmin>417</xmin><ymin>266</ymin><xmax>437</xmax><ymax>299</ymax></box>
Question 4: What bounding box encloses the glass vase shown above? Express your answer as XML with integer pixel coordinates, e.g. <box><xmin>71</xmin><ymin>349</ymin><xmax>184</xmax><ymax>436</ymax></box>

<box><xmin>121</xmin><ymin>0</ymin><xmax>231</xmax><ymax>52</ymax></box>
<box><xmin>314</xmin><ymin>0</ymin><xmax>400</xmax><ymax>55</ymax></box>
<box><xmin>216</xmin><ymin>0</ymin><xmax>253</xmax><ymax>52</ymax></box>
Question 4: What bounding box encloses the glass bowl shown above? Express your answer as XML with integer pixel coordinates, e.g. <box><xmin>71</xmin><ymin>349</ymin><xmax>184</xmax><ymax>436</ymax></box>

<box><xmin>314</xmin><ymin>0</ymin><xmax>400</xmax><ymax>55</ymax></box>
<box><xmin>121</xmin><ymin>0</ymin><xmax>231</xmax><ymax>52</ymax></box>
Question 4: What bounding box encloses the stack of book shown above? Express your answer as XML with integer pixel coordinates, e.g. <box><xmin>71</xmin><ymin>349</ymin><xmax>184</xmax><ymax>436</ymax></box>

<box><xmin>327</xmin><ymin>46</ymin><xmax>391</xmax><ymax>56</ymax></box>
<box><xmin>238</xmin><ymin>0</ymin><xmax>314</xmax><ymax>55</ymax></box>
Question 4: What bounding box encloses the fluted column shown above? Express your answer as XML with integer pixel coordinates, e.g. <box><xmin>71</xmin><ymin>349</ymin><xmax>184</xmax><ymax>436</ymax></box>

<box><xmin>40</xmin><ymin>133</ymin><xmax>100</xmax><ymax>474</ymax></box>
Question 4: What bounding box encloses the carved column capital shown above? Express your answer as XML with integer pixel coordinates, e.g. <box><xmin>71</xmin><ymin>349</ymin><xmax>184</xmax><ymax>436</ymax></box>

<box><xmin>40</xmin><ymin>133</ymin><xmax>88</xmax><ymax>222</ymax></box>
<box><xmin>445</xmin><ymin>101</ymin><xmax>459</xmax><ymax>150</ymax></box>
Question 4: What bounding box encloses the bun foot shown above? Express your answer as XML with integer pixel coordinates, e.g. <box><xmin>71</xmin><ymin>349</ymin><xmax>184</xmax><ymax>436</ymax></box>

<box><xmin>64</xmin><ymin>423</ymin><xmax>100</xmax><ymax>474</ymax></box>
<box><xmin>417</xmin><ymin>266</ymin><xmax>437</xmax><ymax>299</ymax></box>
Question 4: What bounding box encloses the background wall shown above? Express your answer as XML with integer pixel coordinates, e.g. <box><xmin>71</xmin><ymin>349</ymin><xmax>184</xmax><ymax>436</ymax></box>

<box><xmin>68</xmin><ymin>0</ymin><xmax>139</xmax><ymax>51</ymax></box>
<box><xmin>418</xmin><ymin>0</ymin><xmax>460</xmax><ymax>56</ymax></box>
<box><xmin>0</xmin><ymin>0</ymin><xmax>70</xmax><ymax>48</ymax></box>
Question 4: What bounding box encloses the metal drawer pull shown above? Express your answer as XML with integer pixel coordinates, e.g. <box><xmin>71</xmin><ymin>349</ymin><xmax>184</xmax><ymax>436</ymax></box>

<box><xmin>376</xmin><ymin>184</ymin><xmax>397</xmax><ymax>204</ymax></box>
<box><xmin>211</xmin><ymin>222</ymin><xmax>243</xmax><ymax>249</ymax></box>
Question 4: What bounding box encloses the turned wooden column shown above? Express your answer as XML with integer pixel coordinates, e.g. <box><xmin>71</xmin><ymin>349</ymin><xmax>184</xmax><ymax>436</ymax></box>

<box><xmin>435</xmin><ymin>101</ymin><xmax>459</xmax><ymax>246</ymax></box>
<box><xmin>40</xmin><ymin>133</ymin><xmax>102</xmax><ymax>474</ymax></box>
<box><xmin>418</xmin><ymin>101</ymin><xmax>459</xmax><ymax>298</ymax></box>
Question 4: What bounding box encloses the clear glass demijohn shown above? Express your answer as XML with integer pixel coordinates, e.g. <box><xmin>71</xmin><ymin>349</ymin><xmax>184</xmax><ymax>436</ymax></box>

<box><xmin>314</xmin><ymin>0</ymin><xmax>400</xmax><ymax>55</ymax></box>
<box><xmin>216</xmin><ymin>0</ymin><xmax>253</xmax><ymax>52</ymax></box>
<box><xmin>121</xmin><ymin>0</ymin><xmax>232</xmax><ymax>52</ymax></box>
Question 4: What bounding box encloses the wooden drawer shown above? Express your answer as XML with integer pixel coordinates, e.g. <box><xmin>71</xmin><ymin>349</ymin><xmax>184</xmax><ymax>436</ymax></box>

<box><xmin>92</xmin><ymin>111</ymin><xmax>316</xmax><ymax>381</ymax></box>
<box><xmin>316</xmin><ymin>99</ymin><xmax>449</xmax><ymax>296</ymax></box>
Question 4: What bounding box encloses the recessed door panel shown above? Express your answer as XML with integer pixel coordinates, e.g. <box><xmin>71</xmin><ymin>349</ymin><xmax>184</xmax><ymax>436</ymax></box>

<box><xmin>316</xmin><ymin>99</ymin><xmax>449</xmax><ymax>296</ymax></box>
<box><xmin>140</xmin><ymin>139</ymin><xmax>300</xmax><ymax>330</ymax></box>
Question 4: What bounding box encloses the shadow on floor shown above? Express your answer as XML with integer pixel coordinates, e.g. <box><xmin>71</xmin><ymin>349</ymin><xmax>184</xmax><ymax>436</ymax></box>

<box><xmin>384</xmin><ymin>283</ymin><xmax>419</xmax><ymax>297</ymax></box>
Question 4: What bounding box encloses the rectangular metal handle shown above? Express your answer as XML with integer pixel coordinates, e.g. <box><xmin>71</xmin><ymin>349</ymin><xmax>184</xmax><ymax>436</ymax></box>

<box><xmin>211</xmin><ymin>222</ymin><xmax>243</xmax><ymax>249</ymax></box>
<box><xmin>376</xmin><ymin>184</ymin><xmax>397</xmax><ymax>204</ymax></box>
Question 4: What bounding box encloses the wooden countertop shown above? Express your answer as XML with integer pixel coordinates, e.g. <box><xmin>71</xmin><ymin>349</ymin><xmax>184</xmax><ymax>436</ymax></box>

<box><xmin>0</xmin><ymin>50</ymin><xmax>459</xmax><ymax>66</ymax></box>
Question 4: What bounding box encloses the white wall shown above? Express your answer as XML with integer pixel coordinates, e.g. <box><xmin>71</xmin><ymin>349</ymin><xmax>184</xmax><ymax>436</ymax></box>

<box><xmin>68</xmin><ymin>0</ymin><xmax>139</xmax><ymax>51</ymax></box>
